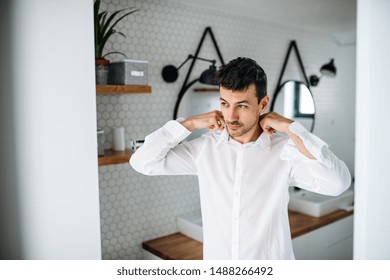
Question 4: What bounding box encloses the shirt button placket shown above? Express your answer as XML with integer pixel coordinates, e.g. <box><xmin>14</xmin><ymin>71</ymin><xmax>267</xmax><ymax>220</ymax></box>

<box><xmin>232</xmin><ymin>149</ymin><xmax>243</xmax><ymax>259</ymax></box>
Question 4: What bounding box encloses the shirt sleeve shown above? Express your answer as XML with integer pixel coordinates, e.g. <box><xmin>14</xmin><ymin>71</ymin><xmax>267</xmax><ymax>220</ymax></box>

<box><xmin>129</xmin><ymin>119</ymin><xmax>198</xmax><ymax>176</ymax></box>
<box><xmin>280</xmin><ymin>122</ymin><xmax>351</xmax><ymax>196</ymax></box>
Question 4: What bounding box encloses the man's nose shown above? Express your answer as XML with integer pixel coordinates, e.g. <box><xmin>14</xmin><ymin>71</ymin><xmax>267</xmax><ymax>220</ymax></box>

<box><xmin>227</xmin><ymin>108</ymin><xmax>239</xmax><ymax>121</ymax></box>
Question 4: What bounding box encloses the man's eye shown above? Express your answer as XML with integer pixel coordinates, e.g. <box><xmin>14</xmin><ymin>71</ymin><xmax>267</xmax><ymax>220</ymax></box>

<box><xmin>238</xmin><ymin>105</ymin><xmax>248</xmax><ymax>109</ymax></box>
<box><xmin>220</xmin><ymin>102</ymin><xmax>227</xmax><ymax>106</ymax></box>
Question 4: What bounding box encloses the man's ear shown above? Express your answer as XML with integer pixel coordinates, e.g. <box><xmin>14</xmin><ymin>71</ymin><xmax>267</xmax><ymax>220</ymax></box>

<box><xmin>259</xmin><ymin>95</ymin><xmax>269</xmax><ymax>114</ymax></box>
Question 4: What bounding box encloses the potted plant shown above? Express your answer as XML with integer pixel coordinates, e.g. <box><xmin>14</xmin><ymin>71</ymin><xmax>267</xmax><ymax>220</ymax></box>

<box><xmin>94</xmin><ymin>0</ymin><xmax>139</xmax><ymax>84</ymax></box>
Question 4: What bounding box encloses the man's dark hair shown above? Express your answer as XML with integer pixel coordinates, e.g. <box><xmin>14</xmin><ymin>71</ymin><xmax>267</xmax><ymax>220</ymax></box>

<box><xmin>216</xmin><ymin>57</ymin><xmax>267</xmax><ymax>103</ymax></box>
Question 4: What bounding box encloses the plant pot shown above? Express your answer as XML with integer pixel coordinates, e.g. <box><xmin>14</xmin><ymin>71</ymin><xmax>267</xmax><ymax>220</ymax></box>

<box><xmin>95</xmin><ymin>59</ymin><xmax>110</xmax><ymax>84</ymax></box>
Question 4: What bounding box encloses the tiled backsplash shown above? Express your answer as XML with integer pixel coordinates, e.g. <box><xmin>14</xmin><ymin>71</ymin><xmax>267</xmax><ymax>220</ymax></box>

<box><xmin>97</xmin><ymin>0</ymin><xmax>355</xmax><ymax>259</ymax></box>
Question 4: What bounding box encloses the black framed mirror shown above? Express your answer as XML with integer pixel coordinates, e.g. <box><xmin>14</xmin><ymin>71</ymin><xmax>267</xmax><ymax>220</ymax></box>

<box><xmin>271</xmin><ymin>80</ymin><xmax>315</xmax><ymax>132</ymax></box>
<box><xmin>270</xmin><ymin>40</ymin><xmax>315</xmax><ymax>132</ymax></box>
<box><xmin>177</xmin><ymin>82</ymin><xmax>220</xmax><ymax>140</ymax></box>
<box><xmin>169</xmin><ymin>27</ymin><xmax>225</xmax><ymax>120</ymax></box>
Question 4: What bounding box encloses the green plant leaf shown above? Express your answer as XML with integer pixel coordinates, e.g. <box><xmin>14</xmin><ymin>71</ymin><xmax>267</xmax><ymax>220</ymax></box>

<box><xmin>102</xmin><ymin>8</ymin><xmax>139</xmax><ymax>37</ymax></box>
<box><xmin>93</xmin><ymin>0</ymin><xmax>139</xmax><ymax>59</ymax></box>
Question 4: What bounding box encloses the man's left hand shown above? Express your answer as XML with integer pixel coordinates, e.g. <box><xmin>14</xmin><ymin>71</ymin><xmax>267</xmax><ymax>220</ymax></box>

<box><xmin>259</xmin><ymin>112</ymin><xmax>293</xmax><ymax>136</ymax></box>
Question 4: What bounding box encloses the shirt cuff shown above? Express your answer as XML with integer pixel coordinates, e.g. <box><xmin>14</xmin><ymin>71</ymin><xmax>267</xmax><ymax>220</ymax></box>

<box><xmin>280</xmin><ymin>122</ymin><xmax>332</xmax><ymax>167</ymax></box>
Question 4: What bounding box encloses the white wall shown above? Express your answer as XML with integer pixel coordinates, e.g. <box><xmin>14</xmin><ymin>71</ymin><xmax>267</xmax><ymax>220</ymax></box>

<box><xmin>0</xmin><ymin>0</ymin><xmax>101</xmax><ymax>259</ymax></box>
<box><xmin>354</xmin><ymin>0</ymin><xmax>390</xmax><ymax>259</ymax></box>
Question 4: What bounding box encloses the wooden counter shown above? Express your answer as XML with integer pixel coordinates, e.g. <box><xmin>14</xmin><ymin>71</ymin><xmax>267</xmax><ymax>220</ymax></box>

<box><xmin>142</xmin><ymin>210</ymin><xmax>353</xmax><ymax>260</ymax></box>
<box><xmin>289</xmin><ymin>210</ymin><xmax>353</xmax><ymax>238</ymax></box>
<box><xmin>143</xmin><ymin>232</ymin><xmax>203</xmax><ymax>260</ymax></box>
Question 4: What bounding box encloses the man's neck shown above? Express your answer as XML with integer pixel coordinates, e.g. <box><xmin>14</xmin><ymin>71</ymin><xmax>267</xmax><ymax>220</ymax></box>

<box><xmin>231</xmin><ymin>125</ymin><xmax>263</xmax><ymax>144</ymax></box>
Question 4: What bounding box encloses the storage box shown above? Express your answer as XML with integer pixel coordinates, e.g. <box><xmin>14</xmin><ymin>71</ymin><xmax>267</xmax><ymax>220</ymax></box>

<box><xmin>108</xmin><ymin>59</ymin><xmax>148</xmax><ymax>85</ymax></box>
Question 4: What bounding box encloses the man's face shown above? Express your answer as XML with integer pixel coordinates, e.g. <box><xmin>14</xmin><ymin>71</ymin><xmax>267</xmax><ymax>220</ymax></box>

<box><xmin>219</xmin><ymin>84</ymin><xmax>268</xmax><ymax>143</ymax></box>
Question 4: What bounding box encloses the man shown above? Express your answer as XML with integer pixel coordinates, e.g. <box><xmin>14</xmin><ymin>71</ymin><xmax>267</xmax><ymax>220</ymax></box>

<box><xmin>130</xmin><ymin>57</ymin><xmax>351</xmax><ymax>260</ymax></box>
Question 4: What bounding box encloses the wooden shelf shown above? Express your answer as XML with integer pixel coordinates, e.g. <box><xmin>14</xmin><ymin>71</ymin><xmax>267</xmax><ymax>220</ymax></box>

<box><xmin>96</xmin><ymin>84</ymin><xmax>152</xmax><ymax>94</ymax></box>
<box><xmin>98</xmin><ymin>149</ymin><xmax>132</xmax><ymax>166</ymax></box>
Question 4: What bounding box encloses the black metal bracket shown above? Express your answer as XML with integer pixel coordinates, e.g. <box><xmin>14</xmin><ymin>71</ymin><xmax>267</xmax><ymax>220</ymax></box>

<box><xmin>270</xmin><ymin>40</ymin><xmax>315</xmax><ymax>132</ymax></box>
<box><xmin>173</xmin><ymin>27</ymin><xmax>225</xmax><ymax>119</ymax></box>
<box><xmin>270</xmin><ymin>40</ymin><xmax>310</xmax><ymax>111</ymax></box>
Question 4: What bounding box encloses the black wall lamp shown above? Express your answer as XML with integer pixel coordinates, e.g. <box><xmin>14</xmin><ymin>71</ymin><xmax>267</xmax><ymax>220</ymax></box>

<box><xmin>161</xmin><ymin>27</ymin><xmax>225</xmax><ymax>119</ymax></box>
<box><xmin>309</xmin><ymin>59</ymin><xmax>337</xmax><ymax>86</ymax></box>
<box><xmin>162</xmin><ymin>54</ymin><xmax>217</xmax><ymax>85</ymax></box>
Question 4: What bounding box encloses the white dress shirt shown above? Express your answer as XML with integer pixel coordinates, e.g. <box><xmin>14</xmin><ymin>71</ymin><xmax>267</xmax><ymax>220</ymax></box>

<box><xmin>130</xmin><ymin>120</ymin><xmax>351</xmax><ymax>260</ymax></box>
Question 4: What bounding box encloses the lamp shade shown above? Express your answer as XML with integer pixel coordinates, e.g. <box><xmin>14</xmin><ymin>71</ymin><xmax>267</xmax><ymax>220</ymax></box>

<box><xmin>320</xmin><ymin>59</ymin><xmax>336</xmax><ymax>76</ymax></box>
<box><xmin>199</xmin><ymin>65</ymin><xmax>217</xmax><ymax>85</ymax></box>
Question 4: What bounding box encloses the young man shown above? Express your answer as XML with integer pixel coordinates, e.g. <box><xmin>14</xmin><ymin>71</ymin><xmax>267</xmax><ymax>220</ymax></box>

<box><xmin>130</xmin><ymin>57</ymin><xmax>351</xmax><ymax>260</ymax></box>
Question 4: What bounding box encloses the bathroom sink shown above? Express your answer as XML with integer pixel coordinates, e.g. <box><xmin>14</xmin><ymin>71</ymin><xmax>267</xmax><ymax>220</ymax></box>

<box><xmin>288</xmin><ymin>188</ymin><xmax>354</xmax><ymax>217</ymax></box>
<box><xmin>177</xmin><ymin>190</ymin><xmax>354</xmax><ymax>242</ymax></box>
<box><xmin>177</xmin><ymin>211</ymin><xmax>203</xmax><ymax>242</ymax></box>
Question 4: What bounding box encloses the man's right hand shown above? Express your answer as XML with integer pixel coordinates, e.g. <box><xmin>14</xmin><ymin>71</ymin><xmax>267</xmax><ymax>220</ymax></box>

<box><xmin>181</xmin><ymin>110</ymin><xmax>225</xmax><ymax>132</ymax></box>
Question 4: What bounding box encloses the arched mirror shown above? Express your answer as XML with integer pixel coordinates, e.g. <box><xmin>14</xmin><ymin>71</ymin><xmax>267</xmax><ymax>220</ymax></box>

<box><xmin>271</xmin><ymin>80</ymin><xmax>315</xmax><ymax>132</ymax></box>
<box><xmin>177</xmin><ymin>83</ymin><xmax>220</xmax><ymax>140</ymax></box>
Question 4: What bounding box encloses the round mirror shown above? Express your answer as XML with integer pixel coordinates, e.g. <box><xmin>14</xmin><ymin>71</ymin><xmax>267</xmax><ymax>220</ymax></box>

<box><xmin>271</xmin><ymin>80</ymin><xmax>315</xmax><ymax>132</ymax></box>
<box><xmin>177</xmin><ymin>82</ymin><xmax>220</xmax><ymax>140</ymax></box>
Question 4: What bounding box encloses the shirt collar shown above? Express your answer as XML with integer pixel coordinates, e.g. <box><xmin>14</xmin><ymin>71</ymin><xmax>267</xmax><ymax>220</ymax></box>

<box><xmin>217</xmin><ymin>126</ymin><xmax>230</xmax><ymax>144</ymax></box>
<box><xmin>217</xmin><ymin>126</ymin><xmax>271</xmax><ymax>151</ymax></box>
